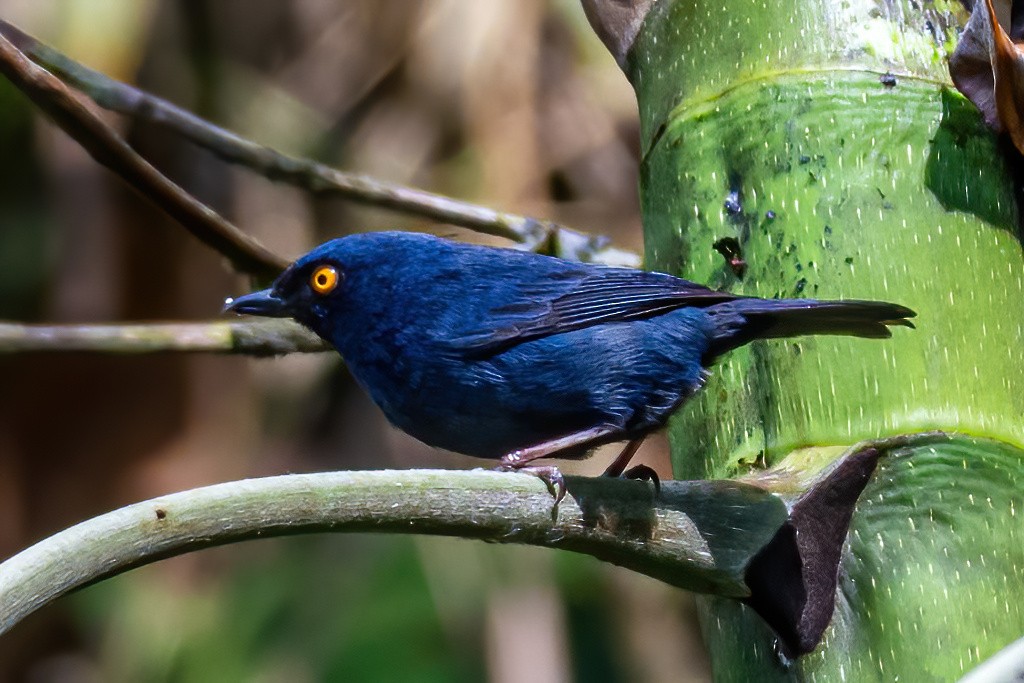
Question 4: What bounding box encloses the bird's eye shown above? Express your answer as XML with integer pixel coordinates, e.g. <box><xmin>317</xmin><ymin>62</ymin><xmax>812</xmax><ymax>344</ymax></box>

<box><xmin>309</xmin><ymin>265</ymin><xmax>340</xmax><ymax>295</ymax></box>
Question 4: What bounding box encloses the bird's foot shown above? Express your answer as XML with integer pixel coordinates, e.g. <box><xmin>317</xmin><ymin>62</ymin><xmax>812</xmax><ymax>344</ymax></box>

<box><xmin>619</xmin><ymin>464</ymin><xmax>661</xmax><ymax>496</ymax></box>
<box><xmin>495</xmin><ymin>460</ymin><xmax>566</xmax><ymax>508</ymax></box>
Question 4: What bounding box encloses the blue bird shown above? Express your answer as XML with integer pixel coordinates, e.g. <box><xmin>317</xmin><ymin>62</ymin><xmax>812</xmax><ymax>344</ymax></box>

<box><xmin>225</xmin><ymin>231</ymin><xmax>914</xmax><ymax>500</ymax></box>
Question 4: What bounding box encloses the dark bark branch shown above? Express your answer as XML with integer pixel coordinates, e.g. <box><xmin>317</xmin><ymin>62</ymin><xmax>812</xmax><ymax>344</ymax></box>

<box><xmin>0</xmin><ymin>320</ymin><xmax>328</xmax><ymax>355</ymax></box>
<box><xmin>0</xmin><ymin>470</ymin><xmax>788</xmax><ymax>636</ymax></box>
<box><xmin>0</xmin><ymin>20</ymin><xmax>640</xmax><ymax>266</ymax></box>
<box><xmin>0</xmin><ymin>30</ymin><xmax>287</xmax><ymax>280</ymax></box>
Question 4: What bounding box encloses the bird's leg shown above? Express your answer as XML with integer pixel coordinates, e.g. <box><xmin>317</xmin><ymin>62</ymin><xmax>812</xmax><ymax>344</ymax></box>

<box><xmin>602</xmin><ymin>437</ymin><xmax>660</xmax><ymax>495</ymax></box>
<box><xmin>499</xmin><ymin>425</ymin><xmax>619</xmax><ymax>468</ymax></box>
<box><xmin>497</xmin><ymin>425</ymin><xmax>618</xmax><ymax>505</ymax></box>
<box><xmin>601</xmin><ymin>437</ymin><xmax>646</xmax><ymax>478</ymax></box>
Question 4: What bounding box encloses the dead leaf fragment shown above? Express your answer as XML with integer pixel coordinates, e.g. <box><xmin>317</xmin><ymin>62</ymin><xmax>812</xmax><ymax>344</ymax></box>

<box><xmin>950</xmin><ymin>0</ymin><xmax>1024</xmax><ymax>153</ymax></box>
<box><xmin>580</xmin><ymin>0</ymin><xmax>658</xmax><ymax>67</ymax></box>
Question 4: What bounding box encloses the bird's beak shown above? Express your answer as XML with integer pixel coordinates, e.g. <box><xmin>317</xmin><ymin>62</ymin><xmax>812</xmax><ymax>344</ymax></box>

<box><xmin>223</xmin><ymin>288</ymin><xmax>291</xmax><ymax>318</ymax></box>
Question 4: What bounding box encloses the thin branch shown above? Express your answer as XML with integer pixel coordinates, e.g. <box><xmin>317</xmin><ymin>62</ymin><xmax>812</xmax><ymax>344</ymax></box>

<box><xmin>0</xmin><ymin>20</ymin><xmax>640</xmax><ymax>266</ymax></box>
<box><xmin>0</xmin><ymin>469</ymin><xmax>787</xmax><ymax>636</ymax></box>
<box><xmin>961</xmin><ymin>635</ymin><xmax>1024</xmax><ymax>683</ymax></box>
<box><xmin>0</xmin><ymin>31</ymin><xmax>286</xmax><ymax>280</ymax></box>
<box><xmin>0</xmin><ymin>320</ymin><xmax>328</xmax><ymax>355</ymax></box>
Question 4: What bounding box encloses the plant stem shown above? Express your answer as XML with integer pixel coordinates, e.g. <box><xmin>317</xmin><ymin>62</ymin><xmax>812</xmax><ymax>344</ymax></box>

<box><xmin>0</xmin><ymin>20</ymin><xmax>640</xmax><ymax>266</ymax></box>
<box><xmin>0</xmin><ymin>469</ymin><xmax>788</xmax><ymax>636</ymax></box>
<box><xmin>0</xmin><ymin>320</ymin><xmax>327</xmax><ymax>355</ymax></box>
<box><xmin>0</xmin><ymin>31</ymin><xmax>286</xmax><ymax>279</ymax></box>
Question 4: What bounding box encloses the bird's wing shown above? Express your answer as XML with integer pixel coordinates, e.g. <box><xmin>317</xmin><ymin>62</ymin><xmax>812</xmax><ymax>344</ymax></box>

<box><xmin>445</xmin><ymin>267</ymin><xmax>740</xmax><ymax>355</ymax></box>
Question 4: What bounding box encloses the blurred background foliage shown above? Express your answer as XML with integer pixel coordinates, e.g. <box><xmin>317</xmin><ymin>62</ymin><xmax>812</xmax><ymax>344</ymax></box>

<box><xmin>0</xmin><ymin>1</ymin><xmax>711</xmax><ymax>680</ymax></box>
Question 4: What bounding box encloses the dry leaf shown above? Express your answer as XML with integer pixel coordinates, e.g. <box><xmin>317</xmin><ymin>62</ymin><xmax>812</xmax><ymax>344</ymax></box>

<box><xmin>580</xmin><ymin>0</ymin><xmax>657</xmax><ymax>66</ymax></box>
<box><xmin>950</xmin><ymin>0</ymin><xmax>1024</xmax><ymax>153</ymax></box>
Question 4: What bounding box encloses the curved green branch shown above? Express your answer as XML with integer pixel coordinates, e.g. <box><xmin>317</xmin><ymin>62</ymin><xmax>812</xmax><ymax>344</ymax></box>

<box><xmin>0</xmin><ymin>469</ymin><xmax>788</xmax><ymax>636</ymax></box>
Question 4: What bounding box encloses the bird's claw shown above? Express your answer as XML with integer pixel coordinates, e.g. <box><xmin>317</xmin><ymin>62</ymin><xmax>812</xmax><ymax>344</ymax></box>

<box><xmin>494</xmin><ymin>463</ymin><xmax>566</xmax><ymax>509</ymax></box>
<box><xmin>621</xmin><ymin>464</ymin><xmax>661</xmax><ymax>496</ymax></box>
<box><xmin>530</xmin><ymin>466</ymin><xmax>567</xmax><ymax>506</ymax></box>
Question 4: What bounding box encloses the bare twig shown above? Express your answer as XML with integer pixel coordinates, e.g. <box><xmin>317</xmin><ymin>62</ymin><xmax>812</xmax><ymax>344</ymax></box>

<box><xmin>0</xmin><ymin>20</ymin><xmax>640</xmax><ymax>266</ymax></box>
<box><xmin>0</xmin><ymin>31</ymin><xmax>287</xmax><ymax>280</ymax></box>
<box><xmin>0</xmin><ymin>469</ymin><xmax>788</xmax><ymax>636</ymax></box>
<box><xmin>0</xmin><ymin>320</ymin><xmax>328</xmax><ymax>355</ymax></box>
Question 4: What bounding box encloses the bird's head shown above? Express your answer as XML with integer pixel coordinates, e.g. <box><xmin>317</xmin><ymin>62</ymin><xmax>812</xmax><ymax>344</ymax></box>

<box><xmin>223</xmin><ymin>237</ymin><xmax>361</xmax><ymax>336</ymax></box>
<box><xmin>223</xmin><ymin>231</ymin><xmax>449</xmax><ymax>339</ymax></box>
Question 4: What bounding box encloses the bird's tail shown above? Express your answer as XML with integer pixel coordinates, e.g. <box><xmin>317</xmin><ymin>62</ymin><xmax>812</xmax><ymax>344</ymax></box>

<box><xmin>706</xmin><ymin>298</ymin><xmax>916</xmax><ymax>359</ymax></box>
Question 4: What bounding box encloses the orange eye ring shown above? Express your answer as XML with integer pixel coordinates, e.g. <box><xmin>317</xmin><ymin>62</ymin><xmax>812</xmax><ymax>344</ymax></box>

<box><xmin>310</xmin><ymin>265</ymin><xmax>339</xmax><ymax>295</ymax></box>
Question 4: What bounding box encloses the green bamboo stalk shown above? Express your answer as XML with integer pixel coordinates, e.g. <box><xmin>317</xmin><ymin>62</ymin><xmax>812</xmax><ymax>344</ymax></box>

<box><xmin>627</xmin><ymin>0</ymin><xmax>1024</xmax><ymax>678</ymax></box>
